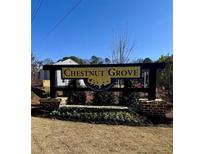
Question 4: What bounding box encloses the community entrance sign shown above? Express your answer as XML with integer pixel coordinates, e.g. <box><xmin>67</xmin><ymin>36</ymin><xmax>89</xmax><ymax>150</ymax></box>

<box><xmin>43</xmin><ymin>63</ymin><xmax>165</xmax><ymax>100</ymax></box>
<box><xmin>61</xmin><ymin>66</ymin><xmax>141</xmax><ymax>91</ymax></box>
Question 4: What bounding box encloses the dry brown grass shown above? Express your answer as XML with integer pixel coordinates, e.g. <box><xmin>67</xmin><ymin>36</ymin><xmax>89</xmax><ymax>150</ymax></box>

<box><xmin>32</xmin><ymin>117</ymin><xmax>172</xmax><ymax>154</ymax></box>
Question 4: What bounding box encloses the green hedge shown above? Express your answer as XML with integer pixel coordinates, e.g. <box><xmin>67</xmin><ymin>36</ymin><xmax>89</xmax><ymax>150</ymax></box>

<box><xmin>49</xmin><ymin>107</ymin><xmax>151</xmax><ymax>126</ymax></box>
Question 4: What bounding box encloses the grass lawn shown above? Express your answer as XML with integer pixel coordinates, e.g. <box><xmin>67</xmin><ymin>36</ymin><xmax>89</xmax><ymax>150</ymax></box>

<box><xmin>32</xmin><ymin>117</ymin><xmax>173</xmax><ymax>154</ymax></box>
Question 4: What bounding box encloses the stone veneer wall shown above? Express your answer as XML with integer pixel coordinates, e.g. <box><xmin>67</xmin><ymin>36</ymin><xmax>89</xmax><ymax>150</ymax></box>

<box><xmin>138</xmin><ymin>98</ymin><xmax>172</xmax><ymax>117</ymax></box>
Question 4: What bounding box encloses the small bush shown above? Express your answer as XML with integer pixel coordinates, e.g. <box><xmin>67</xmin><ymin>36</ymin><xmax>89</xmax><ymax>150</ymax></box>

<box><xmin>64</xmin><ymin>91</ymin><xmax>86</xmax><ymax>105</ymax></box>
<box><xmin>92</xmin><ymin>92</ymin><xmax>116</xmax><ymax>106</ymax></box>
<box><xmin>119</xmin><ymin>91</ymin><xmax>139</xmax><ymax>106</ymax></box>
<box><xmin>63</xmin><ymin>80</ymin><xmax>87</xmax><ymax>105</ymax></box>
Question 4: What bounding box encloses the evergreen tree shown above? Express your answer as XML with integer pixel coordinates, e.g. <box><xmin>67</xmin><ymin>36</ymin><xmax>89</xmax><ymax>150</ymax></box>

<box><xmin>156</xmin><ymin>54</ymin><xmax>173</xmax><ymax>102</ymax></box>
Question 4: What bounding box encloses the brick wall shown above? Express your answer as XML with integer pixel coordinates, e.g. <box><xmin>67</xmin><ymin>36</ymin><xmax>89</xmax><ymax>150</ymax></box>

<box><xmin>138</xmin><ymin>99</ymin><xmax>172</xmax><ymax>117</ymax></box>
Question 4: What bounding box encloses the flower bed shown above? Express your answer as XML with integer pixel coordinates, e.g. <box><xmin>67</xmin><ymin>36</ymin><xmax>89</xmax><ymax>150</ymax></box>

<box><xmin>49</xmin><ymin>106</ymin><xmax>151</xmax><ymax>126</ymax></box>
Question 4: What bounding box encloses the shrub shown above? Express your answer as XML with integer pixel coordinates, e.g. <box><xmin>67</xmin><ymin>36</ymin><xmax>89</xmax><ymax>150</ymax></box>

<box><xmin>63</xmin><ymin>80</ymin><xmax>86</xmax><ymax>105</ymax></box>
<box><xmin>64</xmin><ymin>91</ymin><xmax>86</xmax><ymax>105</ymax></box>
<box><xmin>119</xmin><ymin>91</ymin><xmax>139</xmax><ymax>106</ymax></box>
<box><xmin>92</xmin><ymin>91</ymin><xmax>116</xmax><ymax>106</ymax></box>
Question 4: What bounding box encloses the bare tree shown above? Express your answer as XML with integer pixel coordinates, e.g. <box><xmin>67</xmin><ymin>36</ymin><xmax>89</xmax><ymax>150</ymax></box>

<box><xmin>43</xmin><ymin>58</ymin><xmax>54</xmax><ymax>65</ymax></box>
<box><xmin>31</xmin><ymin>52</ymin><xmax>43</xmax><ymax>76</ymax></box>
<box><xmin>110</xmin><ymin>32</ymin><xmax>135</xmax><ymax>90</ymax></box>
<box><xmin>111</xmin><ymin>32</ymin><xmax>135</xmax><ymax>64</ymax></box>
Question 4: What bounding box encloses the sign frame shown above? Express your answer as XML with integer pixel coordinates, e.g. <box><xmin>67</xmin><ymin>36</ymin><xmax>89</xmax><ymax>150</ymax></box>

<box><xmin>43</xmin><ymin>63</ymin><xmax>165</xmax><ymax>100</ymax></box>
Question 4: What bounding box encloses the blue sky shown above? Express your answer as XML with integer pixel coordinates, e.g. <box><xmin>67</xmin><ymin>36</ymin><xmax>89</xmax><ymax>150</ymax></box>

<box><xmin>32</xmin><ymin>0</ymin><xmax>172</xmax><ymax>62</ymax></box>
